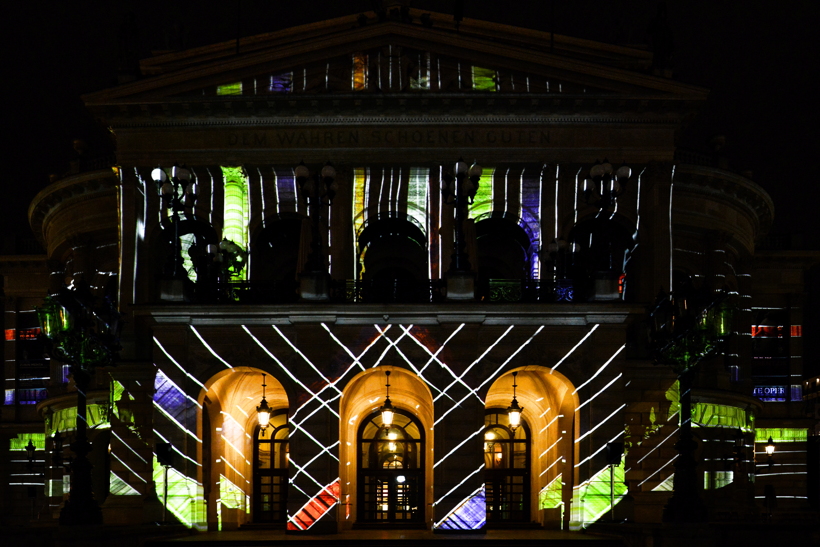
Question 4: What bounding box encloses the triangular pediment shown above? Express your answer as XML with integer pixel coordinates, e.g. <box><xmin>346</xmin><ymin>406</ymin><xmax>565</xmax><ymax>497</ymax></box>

<box><xmin>85</xmin><ymin>10</ymin><xmax>707</xmax><ymax>105</ymax></box>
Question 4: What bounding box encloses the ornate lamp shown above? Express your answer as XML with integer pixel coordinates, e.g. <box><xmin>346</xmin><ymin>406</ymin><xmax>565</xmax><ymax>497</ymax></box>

<box><xmin>151</xmin><ymin>164</ymin><xmax>196</xmax><ymax>281</ymax></box>
<box><xmin>380</xmin><ymin>370</ymin><xmax>395</xmax><ymax>428</ymax></box>
<box><xmin>584</xmin><ymin>159</ymin><xmax>631</xmax><ymax>210</ymax></box>
<box><xmin>765</xmin><ymin>436</ymin><xmax>775</xmax><ymax>468</ymax></box>
<box><xmin>440</xmin><ymin>157</ymin><xmax>482</xmax><ymax>274</ymax></box>
<box><xmin>257</xmin><ymin>374</ymin><xmax>272</xmax><ymax>435</ymax></box>
<box><xmin>507</xmin><ymin>371</ymin><xmax>523</xmax><ymax>432</ymax></box>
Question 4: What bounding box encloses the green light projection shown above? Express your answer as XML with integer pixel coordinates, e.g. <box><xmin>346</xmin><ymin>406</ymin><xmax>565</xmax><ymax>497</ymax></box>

<box><xmin>570</xmin><ymin>460</ymin><xmax>627</xmax><ymax>529</ymax></box>
<box><xmin>755</xmin><ymin>428</ymin><xmax>807</xmax><ymax>443</ymax></box>
<box><xmin>692</xmin><ymin>403</ymin><xmax>752</xmax><ymax>432</ymax></box>
<box><xmin>539</xmin><ymin>474</ymin><xmax>563</xmax><ymax>510</ymax></box>
<box><xmin>109</xmin><ymin>472</ymin><xmax>140</xmax><ymax>496</ymax></box>
<box><xmin>47</xmin><ymin>405</ymin><xmax>109</xmax><ymax>435</ymax></box>
<box><xmin>221</xmin><ymin>166</ymin><xmax>249</xmax><ymax>281</ymax></box>
<box><xmin>153</xmin><ymin>457</ymin><xmax>206</xmax><ymax>529</ymax></box>
<box><xmin>10</xmin><ymin>433</ymin><xmax>45</xmax><ymax>451</ymax></box>
<box><xmin>217</xmin><ymin>82</ymin><xmax>242</xmax><ymax>95</ymax></box>
<box><xmin>468</xmin><ymin>167</ymin><xmax>495</xmax><ymax>220</ymax></box>
<box><xmin>472</xmin><ymin>66</ymin><xmax>497</xmax><ymax>91</ymax></box>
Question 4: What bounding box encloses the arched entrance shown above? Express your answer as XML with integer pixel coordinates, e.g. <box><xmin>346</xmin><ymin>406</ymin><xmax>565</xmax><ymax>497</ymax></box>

<box><xmin>339</xmin><ymin>366</ymin><xmax>434</xmax><ymax>529</ymax></box>
<box><xmin>253</xmin><ymin>410</ymin><xmax>290</xmax><ymax>523</ymax></box>
<box><xmin>484</xmin><ymin>409</ymin><xmax>530</xmax><ymax>523</ymax></box>
<box><xmin>485</xmin><ymin>368</ymin><xmax>579</xmax><ymax>528</ymax></box>
<box><xmin>357</xmin><ymin>408</ymin><xmax>424</xmax><ymax>524</ymax></box>
<box><xmin>200</xmin><ymin>367</ymin><xmax>289</xmax><ymax>530</ymax></box>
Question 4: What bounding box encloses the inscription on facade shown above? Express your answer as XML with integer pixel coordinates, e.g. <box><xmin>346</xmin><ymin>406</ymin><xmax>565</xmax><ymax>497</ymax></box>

<box><xmin>226</xmin><ymin>129</ymin><xmax>551</xmax><ymax>148</ymax></box>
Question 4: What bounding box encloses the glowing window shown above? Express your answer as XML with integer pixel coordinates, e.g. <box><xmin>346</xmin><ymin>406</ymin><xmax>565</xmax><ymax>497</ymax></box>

<box><xmin>269</xmin><ymin>72</ymin><xmax>293</xmax><ymax>93</ymax></box>
<box><xmin>406</xmin><ymin>167</ymin><xmax>429</xmax><ymax>237</ymax></box>
<box><xmin>217</xmin><ymin>82</ymin><xmax>242</xmax><ymax>96</ymax></box>
<box><xmin>472</xmin><ymin>66</ymin><xmax>497</xmax><ymax>91</ymax></box>
<box><xmin>221</xmin><ymin>166</ymin><xmax>249</xmax><ymax>281</ymax></box>
<box><xmin>352</xmin><ymin>53</ymin><xmax>368</xmax><ymax>91</ymax></box>
<box><xmin>468</xmin><ymin>167</ymin><xmax>495</xmax><ymax>220</ymax></box>
<box><xmin>410</xmin><ymin>52</ymin><xmax>431</xmax><ymax>90</ymax></box>
<box><xmin>755</xmin><ymin>427</ymin><xmax>807</xmax><ymax>443</ymax></box>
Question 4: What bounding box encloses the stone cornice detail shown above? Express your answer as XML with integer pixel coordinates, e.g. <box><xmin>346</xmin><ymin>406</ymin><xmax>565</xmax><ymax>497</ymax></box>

<box><xmin>28</xmin><ymin>169</ymin><xmax>119</xmax><ymax>247</ymax></box>
<box><xmin>672</xmin><ymin>163</ymin><xmax>774</xmax><ymax>238</ymax></box>
<box><xmin>136</xmin><ymin>303</ymin><xmax>645</xmax><ymax>326</ymax></box>
<box><xmin>92</xmin><ymin>93</ymin><xmax>699</xmax><ymax>129</ymax></box>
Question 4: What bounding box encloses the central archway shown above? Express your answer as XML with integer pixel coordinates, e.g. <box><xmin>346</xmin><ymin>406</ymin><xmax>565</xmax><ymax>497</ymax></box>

<box><xmin>339</xmin><ymin>366</ymin><xmax>433</xmax><ymax>529</ymax></box>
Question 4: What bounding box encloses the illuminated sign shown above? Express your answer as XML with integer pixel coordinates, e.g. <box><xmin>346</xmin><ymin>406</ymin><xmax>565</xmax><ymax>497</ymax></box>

<box><xmin>753</xmin><ymin>385</ymin><xmax>786</xmax><ymax>402</ymax></box>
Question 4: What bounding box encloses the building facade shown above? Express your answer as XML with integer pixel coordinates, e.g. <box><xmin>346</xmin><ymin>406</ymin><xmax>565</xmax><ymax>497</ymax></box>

<box><xmin>2</xmin><ymin>8</ymin><xmax>817</xmax><ymax>533</ymax></box>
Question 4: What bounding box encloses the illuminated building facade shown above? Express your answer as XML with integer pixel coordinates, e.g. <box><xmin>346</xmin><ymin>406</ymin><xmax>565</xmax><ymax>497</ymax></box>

<box><xmin>2</xmin><ymin>8</ymin><xmax>818</xmax><ymax>532</ymax></box>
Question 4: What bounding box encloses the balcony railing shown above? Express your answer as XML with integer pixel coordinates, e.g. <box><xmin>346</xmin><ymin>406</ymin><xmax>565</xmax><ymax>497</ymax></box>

<box><xmin>207</xmin><ymin>278</ymin><xmax>576</xmax><ymax>304</ymax></box>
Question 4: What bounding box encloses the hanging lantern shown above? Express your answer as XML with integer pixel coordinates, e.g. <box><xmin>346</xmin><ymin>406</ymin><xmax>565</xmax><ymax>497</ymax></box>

<box><xmin>765</xmin><ymin>436</ymin><xmax>775</xmax><ymax>456</ymax></box>
<box><xmin>507</xmin><ymin>371</ymin><xmax>523</xmax><ymax>432</ymax></box>
<box><xmin>257</xmin><ymin>373</ymin><xmax>272</xmax><ymax>434</ymax></box>
<box><xmin>380</xmin><ymin>370</ymin><xmax>395</xmax><ymax>428</ymax></box>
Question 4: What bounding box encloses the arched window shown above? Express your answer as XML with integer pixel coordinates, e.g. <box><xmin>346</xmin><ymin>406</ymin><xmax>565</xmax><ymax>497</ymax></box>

<box><xmin>253</xmin><ymin>411</ymin><xmax>289</xmax><ymax>523</ymax></box>
<box><xmin>568</xmin><ymin>215</ymin><xmax>636</xmax><ymax>301</ymax></box>
<box><xmin>484</xmin><ymin>409</ymin><xmax>530</xmax><ymax>524</ymax></box>
<box><xmin>356</xmin><ymin>216</ymin><xmax>428</xmax><ymax>302</ymax></box>
<box><xmin>357</xmin><ymin>408</ymin><xmax>424</xmax><ymax>525</ymax></box>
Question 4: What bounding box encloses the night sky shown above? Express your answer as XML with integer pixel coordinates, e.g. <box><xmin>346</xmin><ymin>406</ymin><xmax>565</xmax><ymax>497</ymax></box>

<box><xmin>5</xmin><ymin>1</ymin><xmax>818</xmax><ymax>248</ymax></box>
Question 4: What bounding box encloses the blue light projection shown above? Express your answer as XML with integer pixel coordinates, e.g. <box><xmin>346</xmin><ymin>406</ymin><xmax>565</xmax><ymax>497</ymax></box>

<box><xmin>435</xmin><ymin>485</ymin><xmax>486</xmax><ymax>530</ymax></box>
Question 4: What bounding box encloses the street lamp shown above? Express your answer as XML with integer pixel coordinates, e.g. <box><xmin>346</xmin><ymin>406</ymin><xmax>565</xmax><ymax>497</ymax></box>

<box><xmin>648</xmin><ymin>280</ymin><xmax>731</xmax><ymax>523</ymax></box>
<box><xmin>507</xmin><ymin>371</ymin><xmax>523</xmax><ymax>432</ymax></box>
<box><xmin>583</xmin><ymin>159</ymin><xmax>631</xmax><ymax>210</ymax></box>
<box><xmin>294</xmin><ymin>161</ymin><xmax>337</xmax><ymax>301</ymax></box>
<box><xmin>257</xmin><ymin>373</ymin><xmax>272</xmax><ymax>435</ymax></box>
<box><xmin>440</xmin><ymin>158</ymin><xmax>482</xmax><ymax>300</ymax></box>
<box><xmin>379</xmin><ymin>370</ymin><xmax>395</xmax><ymax>428</ymax></box>
<box><xmin>36</xmin><ymin>283</ymin><xmax>122</xmax><ymax>525</ymax></box>
<box><xmin>765</xmin><ymin>436</ymin><xmax>775</xmax><ymax>468</ymax></box>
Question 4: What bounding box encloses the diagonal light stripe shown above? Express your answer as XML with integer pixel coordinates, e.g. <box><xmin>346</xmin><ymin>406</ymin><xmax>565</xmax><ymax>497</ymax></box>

<box><xmin>434</xmin><ymin>426</ymin><xmax>484</xmax><ymax>468</ymax></box>
<box><xmin>572</xmin><ymin>345</ymin><xmax>625</xmax><ymax>394</ymax></box>
<box><xmin>575</xmin><ymin>404</ymin><xmax>626</xmax><ymax>444</ymax></box>
<box><xmin>375</xmin><ymin>326</ymin><xmax>454</xmax><ymax>402</ymax></box>
<box><xmin>576</xmin><ymin>373</ymin><xmax>623</xmax><ymax>411</ymax></box>
<box><xmin>575</xmin><ymin>430</ymin><xmax>624</xmax><ymax>467</ymax></box>
<box><xmin>434</xmin><ymin>326</ymin><xmax>515</xmax><ymax>402</ymax></box>
<box><xmin>551</xmin><ymin>324</ymin><xmax>599</xmax><ymax>373</ymax></box>
<box><xmin>637</xmin><ymin>427</ymin><xmax>679</xmax><ymax>464</ymax></box>
<box><xmin>154</xmin><ymin>337</ymin><xmax>206</xmax><ymax>389</ymax></box>
<box><xmin>190</xmin><ymin>326</ymin><xmax>233</xmax><ymax>368</ymax></box>
<box><xmin>434</xmin><ymin>464</ymin><xmax>485</xmax><ymax>507</ymax></box>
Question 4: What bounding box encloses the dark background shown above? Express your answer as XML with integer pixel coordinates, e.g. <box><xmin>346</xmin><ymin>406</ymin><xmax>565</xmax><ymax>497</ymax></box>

<box><xmin>5</xmin><ymin>1</ymin><xmax>818</xmax><ymax>248</ymax></box>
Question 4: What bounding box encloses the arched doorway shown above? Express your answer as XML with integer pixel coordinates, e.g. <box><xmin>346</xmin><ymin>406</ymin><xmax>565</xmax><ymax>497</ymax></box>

<box><xmin>484</xmin><ymin>409</ymin><xmax>530</xmax><ymax>524</ymax></box>
<box><xmin>252</xmin><ymin>410</ymin><xmax>289</xmax><ymax>523</ymax></box>
<box><xmin>357</xmin><ymin>408</ymin><xmax>424</xmax><ymax>525</ymax></box>
<box><xmin>200</xmin><ymin>367</ymin><xmax>289</xmax><ymax>530</ymax></box>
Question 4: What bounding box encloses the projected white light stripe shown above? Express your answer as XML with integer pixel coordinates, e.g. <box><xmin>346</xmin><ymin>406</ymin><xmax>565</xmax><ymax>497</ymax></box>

<box><xmin>576</xmin><ymin>373</ymin><xmax>623</xmax><ymax>411</ymax></box>
<box><xmin>574</xmin><ymin>404</ymin><xmax>626</xmax><ymax>444</ymax></box>
<box><xmin>574</xmin><ymin>431</ymin><xmax>624</xmax><ymax>468</ymax></box>
<box><xmin>551</xmin><ymin>324</ymin><xmax>599</xmax><ymax>373</ymax></box>
<box><xmin>220</xmin><ymin>434</ymin><xmax>249</xmax><ymax>463</ymax></box>
<box><xmin>572</xmin><ymin>345</ymin><xmax>625</xmax><ymax>395</ymax></box>
<box><xmin>111</xmin><ymin>430</ymin><xmax>147</xmax><ymax>464</ymax></box>
<box><xmin>541</xmin><ymin>455</ymin><xmax>564</xmax><ymax>477</ymax></box>
<box><xmin>434</xmin><ymin>464</ymin><xmax>485</xmax><ymax>507</ymax></box>
<box><xmin>436</xmin><ymin>326</ymin><xmax>544</xmax><ymax>426</ymax></box>
<box><xmin>434</xmin><ymin>426</ymin><xmax>483</xmax><ymax>469</ymax></box>
<box><xmin>540</xmin><ymin>436</ymin><xmax>564</xmax><ymax>459</ymax></box>
<box><xmin>290</xmin><ymin>441</ymin><xmax>341</xmax><ymax>483</ymax></box>
<box><xmin>540</xmin><ymin>414</ymin><xmax>562</xmax><ymax>434</ymax></box>
<box><xmin>190</xmin><ymin>326</ymin><xmax>233</xmax><ymax>368</ymax></box>
<box><xmin>288</xmin><ymin>458</ymin><xmax>333</xmax><ymax>491</ymax></box>
<box><xmin>242</xmin><ymin>326</ymin><xmax>339</xmax><ymax>418</ymax></box>
<box><xmin>273</xmin><ymin>325</ymin><xmax>340</xmax><ymax>394</ymax></box>
<box><xmin>434</xmin><ymin>325</ymin><xmax>514</xmax><ymax>402</ymax></box>
<box><xmin>154</xmin><ymin>429</ymin><xmax>201</xmax><ymax>467</ymax></box>
<box><xmin>154</xmin><ymin>337</ymin><xmax>206</xmax><ymax>390</ymax></box>
<box><xmin>403</xmin><ymin>324</ymin><xmax>473</xmax><ymax>397</ymax></box>
<box><xmin>637</xmin><ymin>455</ymin><xmax>676</xmax><ymax>488</ymax></box>
<box><xmin>154</xmin><ymin>401</ymin><xmax>202</xmax><ymax>443</ymax></box>
<box><xmin>110</xmin><ymin>451</ymin><xmax>147</xmax><ymax>483</ymax></box>
<box><xmin>637</xmin><ymin>427</ymin><xmax>679</xmax><ymax>464</ymax></box>
<box><xmin>376</xmin><ymin>325</ymin><xmax>453</xmax><ymax>402</ymax></box>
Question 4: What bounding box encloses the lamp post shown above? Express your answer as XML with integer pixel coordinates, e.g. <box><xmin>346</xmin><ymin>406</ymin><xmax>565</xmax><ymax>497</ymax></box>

<box><xmin>648</xmin><ymin>280</ymin><xmax>730</xmax><ymax>523</ymax></box>
<box><xmin>294</xmin><ymin>161</ymin><xmax>337</xmax><ymax>301</ymax></box>
<box><xmin>765</xmin><ymin>436</ymin><xmax>775</xmax><ymax>468</ymax></box>
<box><xmin>36</xmin><ymin>284</ymin><xmax>122</xmax><ymax>525</ymax></box>
<box><xmin>583</xmin><ymin>159</ymin><xmax>631</xmax><ymax>211</ymax></box>
<box><xmin>440</xmin><ymin>158</ymin><xmax>482</xmax><ymax>300</ymax></box>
